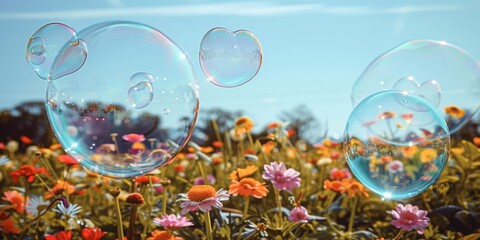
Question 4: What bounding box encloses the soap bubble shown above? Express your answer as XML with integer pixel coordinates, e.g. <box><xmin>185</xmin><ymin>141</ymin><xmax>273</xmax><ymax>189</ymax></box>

<box><xmin>43</xmin><ymin>21</ymin><xmax>199</xmax><ymax>178</ymax></box>
<box><xmin>352</xmin><ymin>39</ymin><xmax>480</xmax><ymax>133</ymax></box>
<box><xmin>26</xmin><ymin>23</ymin><xmax>87</xmax><ymax>80</ymax></box>
<box><xmin>199</xmin><ymin>27</ymin><xmax>262</xmax><ymax>88</ymax></box>
<box><xmin>344</xmin><ymin>90</ymin><xmax>450</xmax><ymax>200</ymax></box>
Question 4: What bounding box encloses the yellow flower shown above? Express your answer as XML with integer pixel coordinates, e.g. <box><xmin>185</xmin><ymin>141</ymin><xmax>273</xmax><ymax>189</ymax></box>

<box><xmin>420</xmin><ymin>149</ymin><xmax>437</xmax><ymax>164</ymax></box>
<box><xmin>401</xmin><ymin>146</ymin><xmax>418</xmax><ymax>159</ymax></box>
<box><xmin>444</xmin><ymin>106</ymin><xmax>465</xmax><ymax>118</ymax></box>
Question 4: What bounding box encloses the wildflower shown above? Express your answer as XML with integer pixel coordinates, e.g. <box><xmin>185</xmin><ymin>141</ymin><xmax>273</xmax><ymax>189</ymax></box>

<box><xmin>0</xmin><ymin>155</ymin><xmax>10</xmax><ymax>166</ymax></box>
<box><xmin>26</xmin><ymin>195</ymin><xmax>50</xmax><ymax>216</ymax></box>
<box><xmin>122</xmin><ymin>133</ymin><xmax>145</xmax><ymax>143</ymax></box>
<box><xmin>344</xmin><ymin>180</ymin><xmax>369</xmax><ymax>198</ymax></box>
<box><xmin>444</xmin><ymin>105</ymin><xmax>465</xmax><ymax>118</ymax></box>
<box><xmin>389</xmin><ymin>203</ymin><xmax>429</xmax><ymax>234</ymax></box>
<box><xmin>262</xmin><ymin>162</ymin><xmax>301</xmax><ymax>192</ymax></box>
<box><xmin>126</xmin><ymin>193</ymin><xmax>145</xmax><ymax>205</ymax></box>
<box><xmin>229</xmin><ymin>165</ymin><xmax>258</xmax><ymax>181</ymax></box>
<box><xmin>330</xmin><ymin>168</ymin><xmax>351</xmax><ymax>180</ymax></box>
<box><xmin>153</xmin><ymin>214</ymin><xmax>193</xmax><ymax>230</ymax></box>
<box><xmin>288</xmin><ymin>206</ymin><xmax>309</xmax><ymax>223</ymax></box>
<box><xmin>134</xmin><ymin>175</ymin><xmax>161</xmax><ymax>185</ymax></box>
<box><xmin>45</xmin><ymin>231</ymin><xmax>72</xmax><ymax>240</ymax></box>
<box><xmin>230</xmin><ymin>128</ymin><xmax>246</xmax><ymax>142</ymax></box>
<box><xmin>420</xmin><ymin>149</ymin><xmax>437</xmax><ymax>164</ymax></box>
<box><xmin>211</xmin><ymin>152</ymin><xmax>223</xmax><ymax>164</ymax></box>
<box><xmin>6</xmin><ymin>140</ymin><xmax>19</xmax><ymax>153</ymax></box>
<box><xmin>235</xmin><ymin>116</ymin><xmax>254</xmax><ymax>133</ymax></box>
<box><xmin>81</xmin><ymin>227</ymin><xmax>107</xmax><ymax>240</ymax></box>
<box><xmin>380</xmin><ymin>155</ymin><xmax>393</xmax><ymax>164</ymax></box>
<box><xmin>401</xmin><ymin>113</ymin><xmax>414</xmax><ymax>123</ymax></box>
<box><xmin>147</xmin><ymin>230</ymin><xmax>183</xmax><ymax>240</ymax></box>
<box><xmin>10</xmin><ymin>164</ymin><xmax>48</xmax><ymax>183</ymax></box>
<box><xmin>1</xmin><ymin>218</ymin><xmax>20</xmax><ymax>234</ymax></box>
<box><xmin>193</xmin><ymin>174</ymin><xmax>216</xmax><ymax>185</ymax></box>
<box><xmin>245</xmin><ymin>221</ymin><xmax>269</xmax><ymax>238</ymax></box>
<box><xmin>177</xmin><ymin>185</ymin><xmax>229</xmax><ymax>215</ymax></box>
<box><xmin>316</xmin><ymin>157</ymin><xmax>332</xmax><ymax>166</ymax></box>
<box><xmin>387</xmin><ymin>160</ymin><xmax>404</xmax><ymax>174</ymax></box>
<box><xmin>0</xmin><ymin>142</ymin><xmax>5</xmax><ymax>151</ymax></box>
<box><xmin>53</xmin><ymin>202</ymin><xmax>82</xmax><ymax>219</ymax></box>
<box><xmin>378</xmin><ymin>111</ymin><xmax>396</xmax><ymax>120</ymax></box>
<box><xmin>2</xmin><ymin>190</ymin><xmax>25</xmax><ymax>213</ymax></box>
<box><xmin>229</xmin><ymin>178</ymin><xmax>269</xmax><ymax>198</ymax></box>
<box><xmin>474</xmin><ymin>137</ymin><xmax>480</xmax><ymax>147</ymax></box>
<box><xmin>45</xmin><ymin>180</ymin><xmax>75</xmax><ymax>199</ymax></box>
<box><xmin>57</xmin><ymin>154</ymin><xmax>78</xmax><ymax>165</ymax></box>
<box><xmin>50</xmin><ymin>143</ymin><xmax>63</xmax><ymax>150</ymax></box>
<box><xmin>20</xmin><ymin>135</ymin><xmax>33</xmax><ymax>144</ymax></box>
<box><xmin>212</xmin><ymin>141</ymin><xmax>223</xmax><ymax>148</ymax></box>
<box><xmin>324</xmin><ymin>180</ymin><xmax>346</xmax><ymax>193</ymax></box>
<box><xmin>401</xmin><ymin>146</ymin><xmax>418</xmax><ymax>159</ymax></box>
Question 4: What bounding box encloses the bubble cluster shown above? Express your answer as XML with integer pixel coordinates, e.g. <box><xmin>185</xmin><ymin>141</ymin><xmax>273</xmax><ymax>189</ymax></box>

<box><xmin>29</xmin><ymin>21</ymin><xmax>199</xmax><ymax>178</ymax></box>
<box><xmin>344</xmin><ymin>90</ymin><xmax>450</xmax><ymax>200</ymax></box>
<box><xmin>199</xmin><ymin>27</ymin><xmax>262</xmax><ymax>88</ymax></box>
<box><xmin>351</xmin><ymin>39</ymin><xmax>480</xmax><ymax>133</ymax></box>
<box><xmin>26</xmin><ymin>23</ymin><xmax>87</xmax><ymax>80</ymax></box>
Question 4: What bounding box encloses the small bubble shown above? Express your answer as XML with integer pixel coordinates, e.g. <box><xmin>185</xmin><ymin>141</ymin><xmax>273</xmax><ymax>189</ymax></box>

<box><xmin>163</xmin><ymin>108</ymin><xmax>171</xmax><ymax>115</ymax></box>
<box><xmin>128</xmin><ymin>82</ymin><xmax>153</xmax><ymax>109</ymax></box>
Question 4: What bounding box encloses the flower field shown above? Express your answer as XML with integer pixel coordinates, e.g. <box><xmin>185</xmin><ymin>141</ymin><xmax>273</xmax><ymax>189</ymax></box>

<box><xmin>1</xmin><ymin>114</ymin><xmax>480</xmax><ymax>240</ymax></box>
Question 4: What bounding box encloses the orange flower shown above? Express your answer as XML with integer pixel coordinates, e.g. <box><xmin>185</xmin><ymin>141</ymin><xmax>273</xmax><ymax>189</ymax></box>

<box><xmin>380</xmin><ymin>155</ymin><xmax>393</xmax><ymax>164</ymax></box>
<box><xmin>401</xmin><ymin>146</ymin><xmax>418</xmax><ymax>159</ymax></box>
<box><xmin>134</xmin><ymin>175</ymin><xmax>161</xmax><ymax>185</ymax></box>
<box><xmin>474</xmin><ymin>137</ymin><xmax>480</xmax><ymax>147</ymax></box>
<box><xmin>1</xmin><ymin>218</ymin><xmax>20</xmax><ymax>234</ymax></box>
<box><xmin>228</xmin><ymin>178</ymin><xmax>269</xmax><ymax>198</ymax></box>
<box><xmin>50</xmin><ymin>143</ymin><xmax>63</xmax><ymax>150</ymax></box>
<box><xmin>20</xmin><ymin>136</ymin><xmax>33</xmax><ymax>144</ymax></box>
<box><xmin>229</xmin><ymin>165</ymin><xmax>258</xmax><ymax>181</ymax></box>
<box><xmin>323</xmin><ymin>180</ymin><xmax>347</xmax><ymax>193</ymax></box>
<box><xmin>186</xmin><ymin>185</ymin><xmax>217</xmax><ymax>202</ymax></box>
<box><xmin>45</xmin><ymin>180</ymin><xmax>75</xmax><ymax>199</ymax></box>
<box><xmin>262</xmin><ymin>141</ymin><xmax>276</xmax><ymax>155</ymax></box>
<box><xmin>147</xmin><ymin>230</ymin><xmax>184</xmax><ymax>240</ymax></box>
<box><xmin>57</xmin><ymin>155</ymin><xmax>78</xmax><ymax>166</ymax></box>
<box><xmin>344</xmin><ymin>180</ymin><xmax>369</xmax><ymax>198</ymax></box>
<box><xmin>444</xmin><ymin>105</ymin><xmax>465</xmax><ymax>118</ymax></box>
<box><xmin>212</xmin><ymin>141</ymin><xmax>223</xmax><ymax>148</ymax></box>
<box><xmin>45</xmin><ymin>230</ymin><xmax>72</xmax><ymax>240</ymax></box>
<box><xmin>2</xmin><ymin>191</ymin><xmax>25</xmax><ymax>213</ymax></box>
<box><xmin>378</xmin><ymin>111</ymin><xmax>396</xmax><ymax>120</ymax></box>
<box><xmin>235</xmin><ymin>116</ymin><xmax>254</xmax><ymax>133</ymax></box>
<box><xmin>200</xmin><ymin>146</ymin><xmax>214</xmax><ymax>153</ymax></box>
<box><xmin>420</xmin><ymin>149</ymin><xmax>437</xmax><ymax>164</ymax></box>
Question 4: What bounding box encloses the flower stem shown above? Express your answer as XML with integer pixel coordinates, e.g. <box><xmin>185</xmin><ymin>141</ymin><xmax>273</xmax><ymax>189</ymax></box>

<box><xmin>274</xmin><ymin>187</ymin><xmax>283</xmax><ymax>226</ymax></box>
<box><xmin>204</xmin><ymin>211</ymin><xmax>213</xmax><ymax>240</ymax></box>
<box><xmin>128</xmin><ymin>206</ymin><xmax>138</xmax><ymax>240</ymax></box>
<box><xmin>162</xmin><ymin>186</ymin><xmax>168</xmax><ymax>214</ymax></box>
<box><xmin>197</xmin><ymin>160</ymin><xmax>209</xmax><ymax>185</ymax></box>
<box><xmin>347</xmin><ymin>196</ymin><xmax>358</xmax><ymax>238</ymax></box>
<box><xmin>392</xmin><ymin>229</ymin><xmax>406</xmax><ymax>240</ymax></box>
<box><xmin>243</xmin><ymin>197</ymin><xmax>250</xmax><ymax>218</ymax></box>
<box><xmin>114</xmin><ymin>196</ymin><xmax>124</xmax><ymax>240</ymax></box>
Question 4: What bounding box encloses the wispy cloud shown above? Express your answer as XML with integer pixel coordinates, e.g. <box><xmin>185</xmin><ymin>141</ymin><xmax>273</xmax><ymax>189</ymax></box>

<box><xmin>0</xmin><ymin>2</ymin><xmax>465</xmax><ymax>20</ymax></box>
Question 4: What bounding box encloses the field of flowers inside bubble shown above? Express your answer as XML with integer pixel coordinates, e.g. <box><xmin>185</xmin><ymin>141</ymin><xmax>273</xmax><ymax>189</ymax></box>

<box><xmin>1</xmin><ymin>116</ymin><xmax>480</xmax><ymax>240</ymax></box>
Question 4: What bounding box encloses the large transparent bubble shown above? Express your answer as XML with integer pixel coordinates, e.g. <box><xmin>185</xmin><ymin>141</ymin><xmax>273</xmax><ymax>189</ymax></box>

<box><xmin>344</xmin><ymin>90</ymin><xmax>450</xmax><ymax>200</ymax></box>
<box><xmin>351</xmin><ymin>39</ymin><xmax>480</xmax><ymax>133</ymax></box>
<box><xmin>199</xmin><ymin>27</ymin><xmax>262</xmax><ymax>88</ymax></box>
<box><xmin>43</xmin><ymin>21</ymin><xmax>199</xmax><ymax>178</ymax></box>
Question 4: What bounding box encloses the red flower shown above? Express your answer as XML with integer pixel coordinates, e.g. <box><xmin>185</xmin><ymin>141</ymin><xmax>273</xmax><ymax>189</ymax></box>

<box><xmin>81</xmin><ymin>227</ymin><xmax>107</xmax><ymax>240</ymax></box>
<box><xmin>0</xmin><ymin>142</ymin><xmax>5</xmax><ymax>150</ymax></box>
<box><xmin>212</xmin><ymin>141</ymin><xmax>223</xmax><ymax>148</ymax></box>
<box><xmin>20</xmin><ymin>136</ymin><xmax>33</xmax><ymax>145</ymax></box>
<box><xmin>1</xmin><ymin>218</ymin><xmax>20</xmax><ymax>234</ymax></box>
<box><xmin>57</xmin><ymin>155</ymin><xmax>78</xmax><ymax>166</ymax></box>
<box><xmin>45</xmin><ymin>230</ymin><xmax>72</xmax><ymax>240</ymax></box>
<box><xmin>134</xmin><ymin>175</ymin><xmax>161</xmax><ymax>185</ymax></box>
<box><xmin>10</xmin><ymin>165</ymin><xmax>48</xmax><ymax>183</ymax></box>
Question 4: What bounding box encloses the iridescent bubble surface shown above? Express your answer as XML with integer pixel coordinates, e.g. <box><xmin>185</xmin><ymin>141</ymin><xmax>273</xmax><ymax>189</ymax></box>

<box><xmin>344</xmin><ymin>90</ymin><xmax>450</xmax><ymax>200</ymax></box>
<box><xmin>199</xmin><ymin>27</ymin><xmax>262</xmax><ymax>88</ymax></box>
<box><xmin>26</xmin><ymin>23</ymin><xmax>86</xmax><ymax>80</ymax></box>
<box><xmin>351</xmin><ymin>39</ymin><xmax>480</xmax><ymax>133</ymax></box>
<box><xmin>44</xmin><ymin>21</ymin><xmax>199</xmax><ymax>178</ymax></box>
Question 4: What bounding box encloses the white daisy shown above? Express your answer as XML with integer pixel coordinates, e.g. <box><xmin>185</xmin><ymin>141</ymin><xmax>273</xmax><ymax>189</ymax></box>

<box><xmin>26</xmin><ymin>195</ymin><xmax>50</xmax><ymax>216</ymax></box>
<box><xmin>53</xmin><ymin>202</ymin><xmax>82</xmax><ymax>219</ymax></box>
<box><xmin>0</xmin><ymin>155</ymin><xmax>10</xmax><ymax>166</ymax></box>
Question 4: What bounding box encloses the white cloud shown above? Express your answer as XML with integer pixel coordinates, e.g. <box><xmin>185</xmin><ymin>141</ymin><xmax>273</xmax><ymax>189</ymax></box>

<box><xmin>0</xmin><ymin>2</ymin><xmax>464</xmax><ymax>20</ymax></box>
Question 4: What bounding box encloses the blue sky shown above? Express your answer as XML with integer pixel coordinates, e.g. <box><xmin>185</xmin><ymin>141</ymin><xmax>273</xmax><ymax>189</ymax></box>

<box><xmin>1</xmin><ymin>0</ymin><xmax>479</xmax><ymax>137</ymax></box>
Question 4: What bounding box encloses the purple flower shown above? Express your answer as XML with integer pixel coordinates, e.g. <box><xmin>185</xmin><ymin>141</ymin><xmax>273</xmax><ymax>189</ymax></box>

<box><xmin>153</xmin><ymin>214</ymin><xmax>193</xmax><ymax>230</ymax></box>
<box><xmin>177</xmin><ymin>185</ymin><xmax>229</xmax><ymax>215</ymax></box>
<box><xmin>193</xmin><ymin>174</ymin><xmax>216</xmax><ymax>185</ymax></box>
<box><xmin>262</xmin><ymin>162</ymin><xmax>301</xmax><ymax>192</ymax></box>
<box><xmin>390</xmin><ymin>203</ymin><xmax>429</xmax><ymax>234</ymax></box>
<box><xmin>288</xmin><ymin>206</ymin><xmax>309</xmax><ymax>223</ymax></box>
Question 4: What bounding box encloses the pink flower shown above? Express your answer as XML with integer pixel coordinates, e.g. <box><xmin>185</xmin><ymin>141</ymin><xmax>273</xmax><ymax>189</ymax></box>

<box><xmin>390</xmin><ymin>203</ymin><xmax>429</xmax><ymax>234</ymax></box>
<box><xmin>177</xmin><ymin>185</ymin><xmax>229</xmax><ymax>215</ymax></box>
<box><xmin>153</xmin><ymin>214</ymin><xmax>193</xmax><ymax>230</ymax></box>
<box><xmin>262</xmin><ymin>162</ymin><xmax>301</xmax><ymax>192</ymax></box>
<box><xmin>288</xmin><ymin>206</ymin><xmax>309</xmax><ymax>223</ymax></box>
<box><xmin>387</xmin><ymin>160</ymin><xmax>404</xmax><ymax>174</ymax></box>
<box><xmin>122</xmin><ymin>134</ymin><xmax>145</xmax><ymax>143</ymax></box>
<box><xmin>193</xmin><ymin>175</ymin><xmax>216</xmax><ymax>185</ymax></box>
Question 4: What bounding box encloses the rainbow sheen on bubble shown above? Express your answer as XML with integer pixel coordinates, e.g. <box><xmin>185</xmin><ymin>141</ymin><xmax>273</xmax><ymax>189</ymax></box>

<box><xmin>344</xmin><ymin>90</ymin><xmax>450</xmax><ymax>200</ymax></box>
<box><xmin>39</xmin><ymin>21</ymin><xmax>199</xmax><ymax>178</ymax></box>
<box><xmin>351</xmin><ymin>39</ymin><xmax>480</xmax><ymax>133</ymax></box>
<box><xmin>199</xmin><ymin>27</ymin><xmax>262</xmax><ymax>88</ymax></box>
<box><xmin>26</xmin><ymin>23</ymin><xmax>87</xmax><ymax>80</ymax></box>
